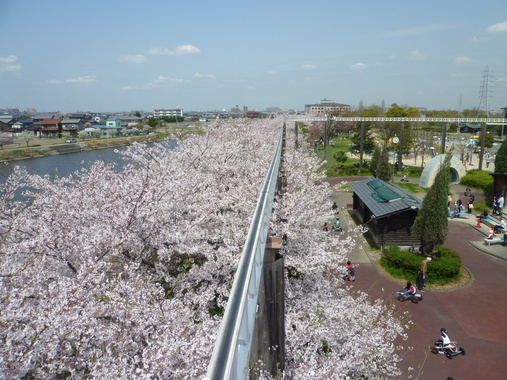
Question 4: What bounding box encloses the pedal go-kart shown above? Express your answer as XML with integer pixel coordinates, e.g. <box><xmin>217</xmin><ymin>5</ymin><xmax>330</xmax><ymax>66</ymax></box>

<box><xmin>396</xmin><ymin>290</ymin><xmax>423</xmax><ymax>304</ymax></box>
<box><xmin>431</xmin><ymin>340</ymin><xmax>466</xmax><ymax>359</ymax></box>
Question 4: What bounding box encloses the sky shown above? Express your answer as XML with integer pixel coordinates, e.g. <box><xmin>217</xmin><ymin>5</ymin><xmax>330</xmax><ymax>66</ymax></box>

<box><xmin>1</xmin><ymin>0</ymin><xmax>507</xmax><ymax>114</ymax></box>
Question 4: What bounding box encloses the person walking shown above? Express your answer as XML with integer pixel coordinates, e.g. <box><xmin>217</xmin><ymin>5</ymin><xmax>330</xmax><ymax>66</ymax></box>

<box><xmin>418</xmin><ymin>257</ymin><xmax>432</xmax><ymax>291</ymax></box>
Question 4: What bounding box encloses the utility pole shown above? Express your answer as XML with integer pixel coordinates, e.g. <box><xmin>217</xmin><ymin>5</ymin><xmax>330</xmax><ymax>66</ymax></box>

<box><xmin>323</xmin><ymin>113</ymin><xmax>330</xmax><ymax>160</ymax></box>
<box><xmin>440</xmin><ymin>123</ymin><xmax>447</xmax><ymax>155</ymax></box>
<box><xmin>478</xmin><ymin>123</ymin><xmax>487</xmax><ymax>170</ymax></box>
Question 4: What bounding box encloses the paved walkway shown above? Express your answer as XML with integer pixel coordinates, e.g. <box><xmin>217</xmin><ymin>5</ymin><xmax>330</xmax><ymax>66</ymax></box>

<box><xmin>328</xmin><ymin>177</ymin><xmax>507</xmax><ymax>379</ymax></box>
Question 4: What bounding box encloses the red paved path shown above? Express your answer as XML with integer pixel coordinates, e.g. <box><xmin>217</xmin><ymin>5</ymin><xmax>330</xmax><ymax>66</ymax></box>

<box><xmin>351</xmin><ymin>222</ymin><xmax>507</xmax><ymax>379</ymax></box>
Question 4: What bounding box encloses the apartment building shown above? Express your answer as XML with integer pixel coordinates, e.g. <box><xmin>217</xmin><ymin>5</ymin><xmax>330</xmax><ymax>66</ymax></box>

<box><xmin>304</xmin><ymin>99</ymin><xmax>351</xmax><ymax>116</ymax></box>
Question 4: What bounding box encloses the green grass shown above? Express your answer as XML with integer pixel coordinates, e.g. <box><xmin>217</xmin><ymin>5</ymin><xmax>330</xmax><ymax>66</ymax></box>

<box><xmin>394</xmin><ymin>182</ymin><xmax>426</xmax><ymax>194</ymax></box>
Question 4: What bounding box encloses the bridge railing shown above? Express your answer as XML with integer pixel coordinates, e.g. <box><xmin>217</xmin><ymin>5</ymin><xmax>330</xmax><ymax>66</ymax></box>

<box><xmin>286</xmin><ymin>116</ymin><xmax>507</xmax><ymax>123</ymax></box>
<box><xmin>204</xmin><ymin>126</ymin><xmax>284</xmax><ymax>380</ymax></box>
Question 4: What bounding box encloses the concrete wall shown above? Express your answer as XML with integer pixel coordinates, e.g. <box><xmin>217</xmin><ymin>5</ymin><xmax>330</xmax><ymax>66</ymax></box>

<box><xmin>419</xmin><ymin>154</ymin><xmax>466</xmax><ymax>188</ymax></box>
<box><xmin>249</xmin><ymin>238</ymin><xmax>285</xmax><ymax>379</ymax></box>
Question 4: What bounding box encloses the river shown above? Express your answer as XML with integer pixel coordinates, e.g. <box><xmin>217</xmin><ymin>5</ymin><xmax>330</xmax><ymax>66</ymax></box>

<box><xmin>0</xmin><ymin>140</ymin><xmax>177</xmax><ymax>181</ymax></box>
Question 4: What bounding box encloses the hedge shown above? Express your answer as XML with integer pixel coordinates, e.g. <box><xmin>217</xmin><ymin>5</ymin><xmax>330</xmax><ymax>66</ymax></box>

<box><xmin>380</xmin><ymin>245</ymin><xmax>462</xmax><ymax>285</ymax></box>
<box><xmin>460</xmin><ymin>169</ymin><xmax>494</xmax><ymax>194</ymax></box>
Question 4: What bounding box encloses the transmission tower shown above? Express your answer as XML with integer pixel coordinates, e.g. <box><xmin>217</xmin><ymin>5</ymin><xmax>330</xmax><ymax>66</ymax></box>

<box><xmin>478</xmin><ymin>65</ymin><xmax>490</xmax><ymax>116</ymax></box>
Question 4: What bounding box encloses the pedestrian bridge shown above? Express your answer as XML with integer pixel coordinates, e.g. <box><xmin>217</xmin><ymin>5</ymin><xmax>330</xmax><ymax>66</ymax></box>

<box><xmin>204</xmin><ymin>116</ymin><xmax>507</xmax><ymax>379</ymax></box>
<box><xmin>287</xmin><ymin>116</ymin><xmax>507</xmax><ymax>124</ymax></box>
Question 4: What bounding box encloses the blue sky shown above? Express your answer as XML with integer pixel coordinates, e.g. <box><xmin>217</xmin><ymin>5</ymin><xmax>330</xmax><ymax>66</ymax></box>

<box><xmin>1</xmin><ymin>0</ymin><xmax>507</xmax><ymax>114</ymax></box>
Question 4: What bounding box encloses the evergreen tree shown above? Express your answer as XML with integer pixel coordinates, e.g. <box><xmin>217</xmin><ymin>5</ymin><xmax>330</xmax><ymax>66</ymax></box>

<box><xmin>369</xmin><ymin>146</ymin><xmax>380</xmax><ymax>178</ymax></box>
<box><xmin>411</xmin><ymin>153</ymin><xmax>452</xmax><ymax>252</ymax></box>
<box><xmin>494</xmin><ymin>137</ymin><xmax>507</xmax><ymax>173</ymax></box>
<box><xmin>377</xmin><ymin>148</ymin><xmax>392</xmax><ymax>182</ymax></box>
<box><xmin>369</xmin><ymin>146</ymin><xmax>391</xmax><ymax>181</ymax></box>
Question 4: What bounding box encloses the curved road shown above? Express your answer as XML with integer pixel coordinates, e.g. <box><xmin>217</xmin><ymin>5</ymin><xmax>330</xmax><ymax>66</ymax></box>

<box><xmin>354</xmin><ymin>222</ymin><xmax>507</xmax><ymax>379</ymax></box>
<box><xmin>334</xmin><ymin>180</ymin><xmax>507</xmax><ymax>379</ymax></box>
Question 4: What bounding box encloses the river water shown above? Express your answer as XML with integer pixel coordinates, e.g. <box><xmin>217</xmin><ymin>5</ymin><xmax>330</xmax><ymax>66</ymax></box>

<box><xmin>0</xmin><ymin>140</ymin><xmax>177</xmax><ymax>181</ymax></box>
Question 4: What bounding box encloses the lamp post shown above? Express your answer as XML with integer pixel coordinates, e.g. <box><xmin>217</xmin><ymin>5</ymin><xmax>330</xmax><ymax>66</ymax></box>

<box><xmin>392</xmin><ymin>136</ymin><xmax>399</xmax><ymax>182</ymax></box>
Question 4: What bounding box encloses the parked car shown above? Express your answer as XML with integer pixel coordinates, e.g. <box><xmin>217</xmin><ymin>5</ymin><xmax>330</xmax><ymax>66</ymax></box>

<box><xmin>66</xmin><ymin>138</ymin><xmax>77</xmax><ymax>143</ymax></box>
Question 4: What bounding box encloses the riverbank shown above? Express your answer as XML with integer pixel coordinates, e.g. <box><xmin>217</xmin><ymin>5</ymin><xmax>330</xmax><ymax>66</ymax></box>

<box><xmin>0</xmin><ymin>126</ymin><xmax>201</xmax><ymax>163</ymax></box>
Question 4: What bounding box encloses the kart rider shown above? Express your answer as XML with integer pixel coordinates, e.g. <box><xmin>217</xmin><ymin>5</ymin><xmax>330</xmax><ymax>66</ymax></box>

<box><xmin>439</xmin><ymin>328</ymin><xmax>452</xmax><ymax>348</ymax></box>
<box><xmin>403</xmin><ymin>281</ymin><xmax>416</xmax><ymax>298</ymax></box>
<box><xmin>333</xmin><ymin>217</ymin><xmax>342</xmax><ymax>231</ymax></box>
<box><xmin>345</xmin><ymin>261</ymin><xmax>354</xmax><ymax>277</ymax></box>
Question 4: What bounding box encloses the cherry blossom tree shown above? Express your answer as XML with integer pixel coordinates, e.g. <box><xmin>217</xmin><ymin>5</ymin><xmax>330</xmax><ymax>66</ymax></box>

<box><xmin>0</xmin><ymin>118</ymin><xmax>407</xmax><ymax>379</ymax></box>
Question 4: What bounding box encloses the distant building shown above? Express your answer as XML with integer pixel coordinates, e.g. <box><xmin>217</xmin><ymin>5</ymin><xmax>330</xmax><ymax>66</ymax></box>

<box><xmin>0</xmin><ymin>119</ymin><xmax>11</xmax><ymax>133</ymax></box>
<box><xmin>304</xmin><ymin>99</ymin><xmax>351</xmax><ymax>116</ymax></box>
<box><xmin>245</xmin><ymin>111</ymin><xmax>261</xmax><ymax>119</ymax></box>
<box><xmin>62</xmin><ymin>118</ymin><xmax>84</xmax><ymax>133</ymax></box>
<box><xmin>40</xmin><ymin>118</ymin><xmax>63</xmax><ymax>136</ymax></box>
<box><xmin>0</xmin><ymin>108</ymin><xmax>21</xmax><ymax>118</ymax></box>
<box><xmin>154</xmin><ymin>109</ymin><xmax>183</xmax><ymax>118</ymax></box>
<box><xmin>106</xmin><ymin>118</ymin><xmax>122</xmax><ymax>128</ymax></box>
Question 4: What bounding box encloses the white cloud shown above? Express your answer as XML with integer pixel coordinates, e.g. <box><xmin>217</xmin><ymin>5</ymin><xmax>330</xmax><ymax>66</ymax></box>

<box><xmin>2</xmin><ymin>64</ymin><xmax>21</xmax><ymax>72</ymax></box>
<box><xmin>0</xmin><ymin>55</ymin><xmax>17</xmax><ymax>63</ymax></box>
<box><xmin>193</xmin><ymin>72</ymin><xmax>215</xmax><ymax>79</ymax></box>
<box><xmin>117</xmin><ymin>54</ymin><xmax>148</xmax><ymax>64</ymax></box>
<box><xmin>351</xmin><ymin>63</ymin><xmax>366</xmax><ymax>70</ymax></box>
<box><xmin>0</xmin><ymin>55</ymin><xmax>21</xmax><ymax>72</ymax></box>
<box><xmin>121</xmin><ymin>75</ymin><xmax>187</xmax><ymax>91</ymax></box>
<box><xmin>455</xmin><ymin>56</ymin><xmax>472</xmax><ymax>64</ymax></box>
<box><xmin>407</xmin><ymin>50</ymin><xmax>427</xmax><ymax>61</ymax></box>
<box><xmin>121</xmin><ymin>85</ymin><xmax>139</xmax><ymax>90</ymax></box>
<box><xmin>151</xmin><ymin>76</ymin><xmax>185</xmax><ymax>85</ymax></box>
<box><xmin>48</xmin><ymin>79</ymin><xmax>63</xmax><ymax>84</ymax></box>
<box><xmin>486</xmin><ymin>21</ymin><xmax>507</xmax><ymax>33</ymax></box>
<box><xmin>301</xmin><ymin>63</ymin><xmax>316</xmax><ymax>70</ymax></box>
<box><xmin>66</xmin><ymin>75</ymin><xmax>97</xmax><ymax>84</ymax></box>
<box><xmin>148</xmin><ymin>45</ymin><xmax>200</xmax><ymax>56</ymax></box>
<box><xmin>267</xmin><ymin>69</ymin><xmax>277</xmax><ymax>75</ymax></box>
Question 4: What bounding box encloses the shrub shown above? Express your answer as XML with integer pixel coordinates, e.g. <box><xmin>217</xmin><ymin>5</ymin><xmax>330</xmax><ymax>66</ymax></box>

<box><xmin>427</xmin><ymin>246</ymin><xmax>461</xmax><ymax>285</ymax></box>
<box><xmin>405</xmin><ymin>166</ymin><xmax>424</xmax><ymax>178</ymax></box>
<box><xmin>460</xmin><ymin>170</ymin><xmax>494</xmax><ymax>193</ymax></box>
<box><xmin>380</xmin><ymin>245</ymin><xmax>462</xmax><ymax>286</ymax></box>
<box><xmin>380</xmin><ymin>245</ymin><xmax>421</xmax><ymax>282</ymax></box>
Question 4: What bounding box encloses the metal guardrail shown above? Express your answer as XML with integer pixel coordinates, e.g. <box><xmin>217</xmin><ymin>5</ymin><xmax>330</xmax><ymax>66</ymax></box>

<box><xmin>204</xmin><ymin>126</ymin><xmax>284</xmax><ymax>380</ymax></box>
<box><xmin>287</xmin><ymin>116</ymin><xmax>507</xmax><ymax>123</ymax></box>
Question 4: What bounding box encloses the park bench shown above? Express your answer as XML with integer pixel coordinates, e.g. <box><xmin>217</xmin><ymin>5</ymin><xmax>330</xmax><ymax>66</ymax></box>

<box><xmin>449</xmin><ymin>211</ymin><xmax>469</xmax><ymax>219</ymax></box>
<box><xmin>483</xmin><ymin>237</ymin><xmax>504</xmax><ymax>246</ymax></box>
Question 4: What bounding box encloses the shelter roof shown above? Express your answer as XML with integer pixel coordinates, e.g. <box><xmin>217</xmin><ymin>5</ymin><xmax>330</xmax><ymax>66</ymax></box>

<box><xmin>349</xmin><ymin>177</ymin><xmax>422</xmax><ymax>218</ymax></box>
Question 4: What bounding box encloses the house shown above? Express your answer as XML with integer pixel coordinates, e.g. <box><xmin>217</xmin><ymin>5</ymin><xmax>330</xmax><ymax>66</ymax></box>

<box><xmin>119</xmin><ymin>116</ymin><xmax>143</xmax><ymax>127</ymax></box>
<box><xmin>0</xmin><ymin>120</ymin><xmax>11</xmax><ymax>133</ymax></box>
<box><xmin>245</xmin><ymin>111</ymin><xmax>261</xmax><ymax>119</ymax></box>
<box><xmin>458</xmin><ymin>123</ymin><xmax>483</xmax><ymax>134</ymax></box>
<box><xmin>61</xmin><ymin>118</ymin><xmax>84</xmax><ymax>134</ymax></box>
<box><xmin>0</xmin><ymin>116</ymin><xmax>15</xmax><ymax>130</ymax></box>
<box><xmin>106</xmin><ymin>118</ymin><xmax>121</xmax><ymax>128</ymax></box>
<box><xmin>86</xmin><ymin>125</ymin><xmax>122</xmax><ymax>138</ymax></box>
<box><xmin>32</xmin><ymin>113</ymin><xmax>60</xmax><ymax>125</ymax></box>
<box><xmin>304</xmin><ymin>99</ymin><xmax>351</xmax><ymax>116</ymax></box>
<box><xmin>40</xmin><ymin>118</ymin><xmax>63</xmax><ymax>136</ymax></box>
<box><xmin>349</xmin><ymin>178</ymin><xmax>423</xmax><ymax>247</ymax></box>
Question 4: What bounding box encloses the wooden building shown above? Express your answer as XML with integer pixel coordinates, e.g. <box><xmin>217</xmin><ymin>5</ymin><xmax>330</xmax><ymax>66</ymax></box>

<box><xmin>349</xmin><ymin>178</ymin><xmax>423</xmax><ymax>247</ymax></box>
